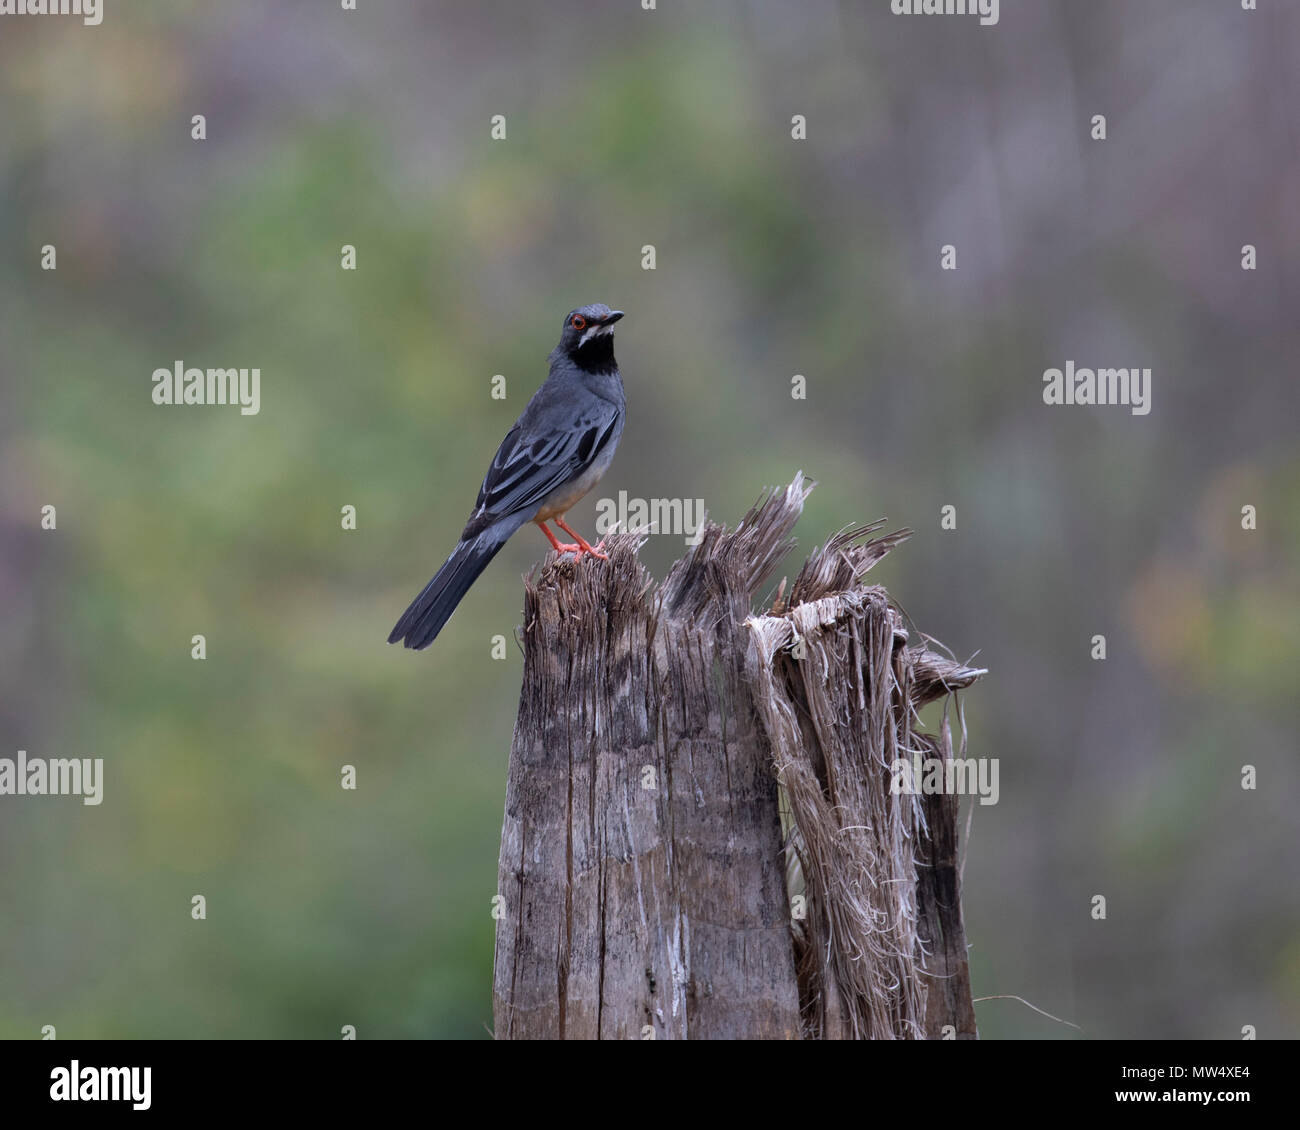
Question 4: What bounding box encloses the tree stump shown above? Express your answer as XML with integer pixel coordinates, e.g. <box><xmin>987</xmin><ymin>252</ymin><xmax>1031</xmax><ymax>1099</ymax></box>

<box><xmin>492</xmin><ymin>475</ymin><xmax>984</xmax><ymax>1039</ymax></box>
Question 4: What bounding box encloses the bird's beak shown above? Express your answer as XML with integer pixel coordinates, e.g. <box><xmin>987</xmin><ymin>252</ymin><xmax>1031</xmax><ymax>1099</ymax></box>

<box><xmin>602</xmin><ymin>310</ymin><xmax>624</xmax><ymax>325</ymax></box>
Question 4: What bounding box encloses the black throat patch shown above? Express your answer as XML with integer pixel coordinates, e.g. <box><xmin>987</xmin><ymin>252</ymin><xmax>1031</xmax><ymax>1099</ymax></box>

<box><xmin>571</xmin><ymin>334</ymin><xmax>618</xmax><ymax>375</ymax></box>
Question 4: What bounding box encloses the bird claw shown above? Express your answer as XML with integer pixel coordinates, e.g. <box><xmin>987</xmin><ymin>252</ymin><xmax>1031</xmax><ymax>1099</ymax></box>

<box><xmin>554</xmin><ymin>541</ymin><xmax>609</xmax><ymax>561</ymax></box>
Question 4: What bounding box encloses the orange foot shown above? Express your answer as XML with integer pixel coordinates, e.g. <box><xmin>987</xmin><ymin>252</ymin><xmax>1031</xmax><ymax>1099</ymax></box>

<box><xmin>542</xmin><ymin>517</ymin><xmax>611</xmax><ymax>560</ymax></box>
<box><xmin>560</xmin><ymin>541</ymin><xmax>609</xmax><ymax>560</ymax></box>
<box><xmin>536</xmin><ymin>521</ymin><xmax>608</xmax><ymax>560</ymax></box>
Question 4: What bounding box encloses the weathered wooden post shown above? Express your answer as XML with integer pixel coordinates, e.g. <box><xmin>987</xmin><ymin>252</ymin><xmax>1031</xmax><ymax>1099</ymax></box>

<box><xmin>492</xmin><ymin>475</ymin><xmax>983</xmax><ymax>1039</ymax></box>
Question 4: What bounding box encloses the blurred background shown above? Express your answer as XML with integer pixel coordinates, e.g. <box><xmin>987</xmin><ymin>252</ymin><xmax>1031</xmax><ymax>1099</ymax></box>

<box><xmin>1</xmin><ymin>0</ymin><xmax>1297</xmax><ymax>1039</ymax></box>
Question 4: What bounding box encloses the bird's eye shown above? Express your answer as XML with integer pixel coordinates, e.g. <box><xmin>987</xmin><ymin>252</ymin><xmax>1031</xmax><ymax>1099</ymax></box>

<box><xmin>571</xmin><ymin>314</ymin><xmax>587</xmax><ymax>330</ymax></box>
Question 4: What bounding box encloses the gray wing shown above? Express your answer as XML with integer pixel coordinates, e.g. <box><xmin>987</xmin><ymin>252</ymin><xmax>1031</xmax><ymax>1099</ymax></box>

<box><xmin>461</xmin><ymin>400</ymin><xmax>621</xmax><ymax>540</ymax></box>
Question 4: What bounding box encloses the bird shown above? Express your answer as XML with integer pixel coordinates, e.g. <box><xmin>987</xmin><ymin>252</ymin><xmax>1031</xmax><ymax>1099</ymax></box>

<box><xmin>388</xmin><ymin>303</ymin><xmax>626</xmax><ymax>650</ymax></box>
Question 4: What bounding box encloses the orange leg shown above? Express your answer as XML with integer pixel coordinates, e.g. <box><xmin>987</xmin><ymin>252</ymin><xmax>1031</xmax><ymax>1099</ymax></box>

<box><xmin>535</xmin><ymin>520</ymin><xmax>582</xmax><ymax>555</ymax></box>
<box><xmin>554</xmin><ymin>516</ymin><xmax>609</xmax><ymax>560</ymax></box>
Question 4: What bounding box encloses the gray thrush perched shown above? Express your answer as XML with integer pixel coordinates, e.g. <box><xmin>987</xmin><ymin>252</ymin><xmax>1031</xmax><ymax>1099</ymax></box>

<box><xmin>388</xmin><ymin>303</ymin><xmax>625</xmax><ymax>650</ymax></box>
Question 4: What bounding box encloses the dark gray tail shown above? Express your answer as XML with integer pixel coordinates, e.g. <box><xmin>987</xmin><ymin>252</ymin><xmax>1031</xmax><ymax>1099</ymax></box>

<box><xmin>388</xmin><ymin>521</ymin><xmax>519</xmax><ymax>650</ymax></box>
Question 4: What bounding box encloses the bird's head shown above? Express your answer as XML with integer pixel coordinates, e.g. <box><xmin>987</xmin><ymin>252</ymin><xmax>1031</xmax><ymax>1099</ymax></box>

<box><xmin>557</xmin><ymin>303</ymin><xmax>624</xmax><ymax>372</ymax></box>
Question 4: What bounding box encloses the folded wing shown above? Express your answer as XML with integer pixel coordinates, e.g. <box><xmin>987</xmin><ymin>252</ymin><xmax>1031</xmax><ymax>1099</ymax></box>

<box><xmin>461</xmin><ymin>408</ymin><xmax>621</xmax><ymax>539</ymax></box>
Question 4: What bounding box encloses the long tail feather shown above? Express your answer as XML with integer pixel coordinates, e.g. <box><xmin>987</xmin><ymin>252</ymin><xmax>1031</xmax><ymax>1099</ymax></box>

<box><xmin>387</xmin><ymin>519</ymin><xmax>520</xmax><ymax>650</ymax></box>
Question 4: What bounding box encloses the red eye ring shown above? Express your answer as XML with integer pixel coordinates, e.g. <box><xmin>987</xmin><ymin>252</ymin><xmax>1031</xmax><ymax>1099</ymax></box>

<box><xmin>571</xmin><ymin>314</ymin><xmax>587</xmax><ymax>330</ymax></box>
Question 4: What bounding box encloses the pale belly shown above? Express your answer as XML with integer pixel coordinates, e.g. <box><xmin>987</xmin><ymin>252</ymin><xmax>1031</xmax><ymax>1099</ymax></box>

<box><xmin>534</xmin><ymin>451</ymin><xmax>614</xmax><ymax>521</ymax></box>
